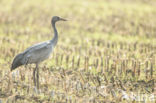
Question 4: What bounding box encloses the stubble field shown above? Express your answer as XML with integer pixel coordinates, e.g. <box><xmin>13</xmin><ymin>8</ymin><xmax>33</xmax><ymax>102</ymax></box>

<box><xmin>0</xmin><ymin>0</ymin><xmax>156</xmax><ymax>102</ymax></box>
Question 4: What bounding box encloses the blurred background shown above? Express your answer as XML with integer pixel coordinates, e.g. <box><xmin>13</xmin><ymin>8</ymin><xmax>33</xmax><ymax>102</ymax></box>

<box><xmin>0</xmin><ymin>0</ymin><xmax>155</xmax><ymax>102</ymax></box>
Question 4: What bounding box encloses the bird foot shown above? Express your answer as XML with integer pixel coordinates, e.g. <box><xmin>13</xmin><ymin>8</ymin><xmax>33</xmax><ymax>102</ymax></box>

<box><xmin>33</xmin><ymin>86</ymin><xmax>41</xmax><ymax>94</ymax></box>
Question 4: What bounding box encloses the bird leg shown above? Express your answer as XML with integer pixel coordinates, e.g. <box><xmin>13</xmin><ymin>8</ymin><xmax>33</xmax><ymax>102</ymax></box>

<box><xmin>33</xmin><ymin>66</ymin><xmax>37</xmax><ymax>87</ymax></box>
<box><xmin>36</xmin><ymin>64</ymin><xmax>39</xmax><ymax>90</ymax></box>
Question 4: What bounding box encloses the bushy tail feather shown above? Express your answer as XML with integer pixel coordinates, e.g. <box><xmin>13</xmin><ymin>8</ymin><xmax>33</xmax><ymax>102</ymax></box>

<box><xmin>11</xmin><ymin>53</ymin><xmax>24</xmax><ymax>71</ymax></box>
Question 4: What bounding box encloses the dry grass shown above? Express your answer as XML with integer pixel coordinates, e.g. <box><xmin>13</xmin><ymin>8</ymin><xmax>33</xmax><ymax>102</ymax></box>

<box><xmin>0</xmin><ymin>0</ymin><xmax>156</xmax><ymax>102</ymax></box>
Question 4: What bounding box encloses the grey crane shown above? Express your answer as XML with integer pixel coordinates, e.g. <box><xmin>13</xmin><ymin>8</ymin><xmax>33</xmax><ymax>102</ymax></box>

<box><xmin>11</xmin><ymin>16</ymin><xmax>67</xmax><ymax>89</ymax></box>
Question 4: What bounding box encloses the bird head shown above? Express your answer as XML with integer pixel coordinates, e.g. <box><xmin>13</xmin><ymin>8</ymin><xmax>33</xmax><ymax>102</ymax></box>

<box><xmin>52</xmin><ymin>16</ymin><xmax>67</xmax><ymax>23</ymax></box>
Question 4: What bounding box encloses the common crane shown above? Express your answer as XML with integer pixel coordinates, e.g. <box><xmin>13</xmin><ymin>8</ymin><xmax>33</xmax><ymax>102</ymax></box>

<box><xmin>11</xmin><ymin>16</ymin><xmax>67</xmax><ymax>90</ymax></box>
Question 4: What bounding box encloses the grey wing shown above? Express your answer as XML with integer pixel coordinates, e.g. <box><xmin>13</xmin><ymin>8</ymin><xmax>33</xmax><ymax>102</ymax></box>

<box><xmin>22</xmin><ymin>41</ymin><xmax>53</xmax><ymax>64</ymax></box>
<box><xmin>23</xmin><ymin>41</ymin><xmax>50</xmax><ymax>54</ymax></box>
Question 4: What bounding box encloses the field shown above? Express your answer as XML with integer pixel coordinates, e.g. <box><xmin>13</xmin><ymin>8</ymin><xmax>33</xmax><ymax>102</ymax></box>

<box><xmin>0</xmin><ymin>0</ymin><xmax>156</xmax><ymax>102</ymax></box>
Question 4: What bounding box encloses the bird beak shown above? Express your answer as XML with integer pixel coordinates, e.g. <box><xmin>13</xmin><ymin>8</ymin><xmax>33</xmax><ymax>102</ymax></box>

<box><xmin>59</xmin><ymin>18</ymin><xmax>67</xmax><ymax>21</ymax></box>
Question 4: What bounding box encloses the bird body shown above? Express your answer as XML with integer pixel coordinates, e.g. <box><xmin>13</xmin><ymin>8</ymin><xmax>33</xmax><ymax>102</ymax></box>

<box><xmin>11</xmin><ymin>16</ymin><xmax>67</xmax><ymax>90</ymax></box>
<box><xmin>23</xmin><ymin>41</ymin><xmax>54</xmax><ymax>64</ymax></box>
<box><xmin>11</xmin><ymin>40</ymin><xmax>54</xmax><ymax>70</ymax></box>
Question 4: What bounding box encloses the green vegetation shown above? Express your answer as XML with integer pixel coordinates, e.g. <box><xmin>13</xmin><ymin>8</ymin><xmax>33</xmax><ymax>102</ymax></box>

<box><xmin>0</xmin><ymin>0</ymin><xmax>155</xmax><ymax>102</ymax></box>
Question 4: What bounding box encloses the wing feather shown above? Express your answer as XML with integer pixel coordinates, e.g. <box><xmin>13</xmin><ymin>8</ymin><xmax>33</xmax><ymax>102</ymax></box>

<box><xmin>22</xmin><ymin>41</ymin><xmax>53</xmax><ymax>63</ymax></box>
<box><xmin>11</xmin><ymin>53</ymin><xmax>24</xmax><ymax>71</ymax></box>
<box><xmin>23</xmin><ymin>41</ymin><xmax>50</xmax><ymax>54</ymax></box>
<box><xmin>11</xmin><ymin>40</ymin><xmax>53</xmax><ymax>71</ymax></box>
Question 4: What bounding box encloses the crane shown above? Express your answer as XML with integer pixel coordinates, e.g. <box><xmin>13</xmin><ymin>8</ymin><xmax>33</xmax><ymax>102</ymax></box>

<box><xmin>11</xmin><ymin>16</ymin><xmax>67</xmax><ymax>90</ymax></box>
